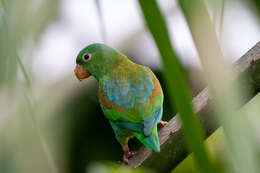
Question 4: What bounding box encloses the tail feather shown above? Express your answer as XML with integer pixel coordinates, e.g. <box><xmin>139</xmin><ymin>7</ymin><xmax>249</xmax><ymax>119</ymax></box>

<box><xmin>134</xmin><ymin>126</ymin><xmax>160</xmax><ymax>152</ymax></box>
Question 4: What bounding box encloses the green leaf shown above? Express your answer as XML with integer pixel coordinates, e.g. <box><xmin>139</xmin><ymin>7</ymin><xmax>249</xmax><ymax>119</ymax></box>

<box><xmin>138</xmin><ymin>0</ymin><xmax>215</xmax><ymax>172</ymax></box>
<box><xmin>179</xmin><ymin>0</ymin><xmax>260</xmax><ymax>172</ymax></box>
<box><xmin>173</xmin><ymin>92</ymin><xmax>260</xmax><ymax>173</ymax></box>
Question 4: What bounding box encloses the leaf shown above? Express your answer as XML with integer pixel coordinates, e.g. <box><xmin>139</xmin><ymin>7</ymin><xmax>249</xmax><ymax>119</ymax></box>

<box><xmin>138</xmin><ymin>0</ymin><xmax>215</xmax><ymax>172</ymax></box>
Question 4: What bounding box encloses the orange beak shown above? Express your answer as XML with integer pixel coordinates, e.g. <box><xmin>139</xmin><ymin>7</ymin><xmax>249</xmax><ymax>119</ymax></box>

<box><xmin>74</xmin><ymin>64</ymin><xmax>91</xmax><ymax>81</ymax></box>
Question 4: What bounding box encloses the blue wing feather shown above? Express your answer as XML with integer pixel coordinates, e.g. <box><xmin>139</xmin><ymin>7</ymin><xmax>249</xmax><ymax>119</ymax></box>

<box><xmin>112</xmin><ymin>106</ymin><xmax>162</xmax><ymax>136</ymax></box>
<box><xmin>102</xmin><ymin>67</ymin><xmax>154</xmax><ymax>109</ymax></box>
<box><xmin>143</xmin><ymin>107</ymin><xmax>162</xmax><ymax>136</ymax></box>
<box><xmin>114</xmin><ymin>120</ymin><xmax>143</xmax><ymax>133</ymax></box>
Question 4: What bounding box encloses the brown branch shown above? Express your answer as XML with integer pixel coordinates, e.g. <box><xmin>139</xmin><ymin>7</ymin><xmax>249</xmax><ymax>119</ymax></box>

<box><xmin>128</xmin><ymin>42</ymin><xmax>260</xmax><ymax>171</ymax></box>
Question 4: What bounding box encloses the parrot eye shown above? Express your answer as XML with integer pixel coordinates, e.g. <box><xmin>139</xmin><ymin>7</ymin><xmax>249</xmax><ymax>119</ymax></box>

<box><xmin>82</xmin><ymin>53</ymin><xmax>92</xmax><ymax>62</ymax></box>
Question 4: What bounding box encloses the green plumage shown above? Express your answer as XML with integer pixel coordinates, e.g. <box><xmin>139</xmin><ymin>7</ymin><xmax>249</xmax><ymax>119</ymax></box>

<box><xmin>75</xmin><ymin>43</ymin><xmax>164</xmax><ymax>154</ymax></box>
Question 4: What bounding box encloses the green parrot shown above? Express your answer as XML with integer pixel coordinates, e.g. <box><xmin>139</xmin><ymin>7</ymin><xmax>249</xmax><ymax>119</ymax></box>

<box><xmin>74</xmin><ymin>43</ymin><xmax>167</xmax><ymax>164</ymax></box>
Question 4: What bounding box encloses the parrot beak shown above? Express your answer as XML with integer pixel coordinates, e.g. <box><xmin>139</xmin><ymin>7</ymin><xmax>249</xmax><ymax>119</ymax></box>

<box><xmin>74</xmin><ymin>64</ymin><xmax>91</xmax><ymax>81</ymax></box>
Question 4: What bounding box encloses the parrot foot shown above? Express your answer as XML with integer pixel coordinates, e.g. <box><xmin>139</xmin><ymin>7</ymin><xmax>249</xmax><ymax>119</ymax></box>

<box><xmin>158</xmin><ymin>121</ymin><xmax>168</xmax><ymax>128</ymax></box>
<box><xmin>123</xmin><ymin>145</ymin><xmax>134</xmax><ymax>164</ymax></box>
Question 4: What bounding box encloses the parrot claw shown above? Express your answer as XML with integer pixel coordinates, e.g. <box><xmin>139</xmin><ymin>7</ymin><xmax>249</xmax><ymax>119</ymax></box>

<box><xmin>157</xmin><ymin>121</ymin><xmax>168</xmax><ymax>128</ymax></box>
<box><xmin>123</xmin><ymin>145</ymin><xmax>134</xmax><ymax>164</ymax></box>
<box><xmin>123</xmin><ymin>151</ymin><xmax>134</xmax><ymax>164</ymax></box>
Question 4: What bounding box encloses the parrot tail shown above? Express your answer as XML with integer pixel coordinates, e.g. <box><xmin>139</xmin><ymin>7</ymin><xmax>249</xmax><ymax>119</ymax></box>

<box><xmin>134</xmin><ymin>126</ymin><xmax>160</xmax><ymax>152</ymax></box>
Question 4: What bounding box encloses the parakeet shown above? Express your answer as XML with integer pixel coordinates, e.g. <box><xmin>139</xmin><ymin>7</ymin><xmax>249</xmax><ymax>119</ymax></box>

<box><xmin>74</xmin><ymin>43</ymin><xmax>167</xmax><ymax>164</ymax></box>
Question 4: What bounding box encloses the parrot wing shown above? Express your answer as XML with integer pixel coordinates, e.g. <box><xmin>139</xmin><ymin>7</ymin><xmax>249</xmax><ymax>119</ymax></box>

<box><xmin>143</xmin><ymin>107</ymin><xmax>162</xmax><ymax>136</ymax></box>
<box><xmin>101</xmin><ymin>66</ymin><xmax>154</xmax><ymax>109</ymax></box>
<box><xmin>113</xmin><ymin>106</ymin><xmax>162</xmax><ymax>136</ymax></box>
<box><xmin>98</xmin><ymin>66</ymin><xmax>163</xmax><ymax>151</ymax></box>
<box><xmin>110</xmin><ymin>106</ymin><xmax>162</xmax><ymax>152</ymax></box>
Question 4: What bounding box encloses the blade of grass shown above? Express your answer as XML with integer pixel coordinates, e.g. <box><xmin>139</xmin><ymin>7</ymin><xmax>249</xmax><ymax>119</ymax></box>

<box><xmin>0</xmin><ymin>1</ymin><xmax>59</xmax><ymax>172</ymax></box>
<box><xmin>95</xmin><ymin>0</ymin><xmax>107</xmax><ymax>43</ymax></box>
<box><xmin>172</xmin><ymin>91</ymin><xmax>260</xmax><ymax>172</ymax></box>
<box><xmin>219</xmin><ymin>0</ymin><xmax>226</xmax><ymax>38</ymax></box>
<box><xmin>128</xmin><ymin>42</ymin><xmax>260</xmax><ymax>171</ymax></box>
<box><xmin>24</xmin><ymin>96</ymin><xmax>59</xmax><ymax>173</ymax></box>
<box><xmin>172</xmin><ymin>128</ymin><xmax>227</xmax><ymax>173</ymax></box>
<box><xmin>16</xmin><ymin>55</ymin><xmax>31</xmax><ymax>88</ymax></box>
<box><xmin>211</xmin><ymin>0</ymin><xmax>226</xmax><ymax>38</ymax></box>
<box><xmin>179</xmin><ymin>0</ymin><xmax>260</xmax><ymax>172</ymax></box>
<box><xmin>138</xmin><ymin>0</ymin><xmax>215</xmax><ymax>172</ymax></box>
<box><xmin>17</xmin><ymin>56</ymin><xmax>59</xmax><ymax>173</ymax></box>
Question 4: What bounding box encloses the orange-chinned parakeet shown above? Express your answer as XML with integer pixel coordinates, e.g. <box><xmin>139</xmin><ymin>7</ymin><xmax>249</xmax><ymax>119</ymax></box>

<box><xmin>74</xmin><ymin>43</ymin><xmax>167</xmax><ymax>164</ymax></box>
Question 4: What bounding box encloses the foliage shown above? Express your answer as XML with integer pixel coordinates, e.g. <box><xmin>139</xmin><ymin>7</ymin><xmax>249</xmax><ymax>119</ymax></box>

<box><xmin>0</xmin><ymin>0</ymin><xmax>260</xmax><ymax>173</ymax></box>
<box><xmin>87</xmin><ymin>162</ymin><xmax>152</xmax><ymax>173</ymax></box>
<box><xmin>138</xmin><ymin>0</ymin><xmax>215</xmax><ymax>172</ymax></box>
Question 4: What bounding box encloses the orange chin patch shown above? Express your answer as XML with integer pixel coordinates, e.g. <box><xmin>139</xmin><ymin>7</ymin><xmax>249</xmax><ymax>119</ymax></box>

<box><xmin>74</xmin><ymin>64</ymin><xmax>91</xmax><ymax>81</ymax></box>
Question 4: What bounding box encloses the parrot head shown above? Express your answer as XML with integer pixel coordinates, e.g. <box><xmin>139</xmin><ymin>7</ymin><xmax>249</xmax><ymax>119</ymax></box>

<box><xmin>74</xmin><ymin>43</ymin><xmax>122</xmax><ymax>81</ymax></box>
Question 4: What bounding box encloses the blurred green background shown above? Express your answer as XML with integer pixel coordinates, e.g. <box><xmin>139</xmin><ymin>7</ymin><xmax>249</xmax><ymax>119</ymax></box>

<box><xmin>1</xmin><ymin>0</ymin><xmax>260</xmax><ymax>173</ymax></box>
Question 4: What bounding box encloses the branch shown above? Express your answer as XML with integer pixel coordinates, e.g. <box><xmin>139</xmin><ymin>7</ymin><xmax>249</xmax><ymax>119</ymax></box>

<box><xmin>128</xmin><ymin>42</ymin><xmax>260</xmax><ymax>172</ymax></box>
